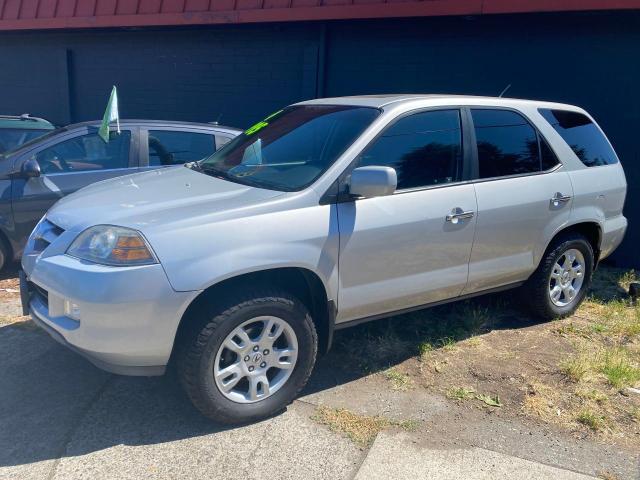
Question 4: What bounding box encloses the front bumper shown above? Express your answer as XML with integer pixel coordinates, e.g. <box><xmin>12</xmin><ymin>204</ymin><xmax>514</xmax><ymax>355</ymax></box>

<box><xmin>21</xmin><ymin>254</ymin><xmax>199</xmax><ymax>376</ymax></box>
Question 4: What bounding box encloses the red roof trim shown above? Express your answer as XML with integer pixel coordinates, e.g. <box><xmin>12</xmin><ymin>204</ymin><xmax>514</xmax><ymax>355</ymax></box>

<box><xmin>0</xmin><ymin>0</ymin><xmax>638</xmax><ymax>30</ymax></box>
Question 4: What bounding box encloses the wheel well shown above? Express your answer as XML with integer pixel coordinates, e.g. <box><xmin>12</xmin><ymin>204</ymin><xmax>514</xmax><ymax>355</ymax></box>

<box><xmin>174</xmin><ymin>268</ymin><xmax>332</xmax><ymax>358</ymax></box>
<box><xmin>549</xmin><ymin>222</ymin><xmax>602</xmax><ymax>265</ymax></box>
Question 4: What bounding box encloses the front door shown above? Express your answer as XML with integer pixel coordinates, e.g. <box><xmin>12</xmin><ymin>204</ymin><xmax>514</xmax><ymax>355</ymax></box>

<box><xmin>12</xmin><ymin>127</ymin><xmax>136</xmax><ymax>245</ymax></box>
<box><xmin>336</xmin><ymin>109</ymin><xmax>477</xmax><ymax>322</ymax></box>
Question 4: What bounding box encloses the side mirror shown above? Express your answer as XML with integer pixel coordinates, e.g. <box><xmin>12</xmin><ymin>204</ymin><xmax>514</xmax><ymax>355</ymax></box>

<box><xmin>348</xmin><ymin>166</ymin><xmax>397</xmax><ymax>199</ymax></box>
<box><xmin>21</xmin><ymin>158</ymin><xmax>41</xmax><ymax>178</ymax></box>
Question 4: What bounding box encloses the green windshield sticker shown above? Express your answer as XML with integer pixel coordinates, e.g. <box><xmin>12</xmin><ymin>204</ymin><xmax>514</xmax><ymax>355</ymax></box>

<box><xmin>263</xmin><ymin>109</ymin><xmax>283</xmax><ymax>122</ymax></box>
<box><xmin>244</xmin><ymin>109</ymin><xmax>284</xmax><ymax>136</ymax></box>
<box><xmin>245</xmin><ymin>121</ymin><xmax>268</xmax><ymax>136</ymax></box>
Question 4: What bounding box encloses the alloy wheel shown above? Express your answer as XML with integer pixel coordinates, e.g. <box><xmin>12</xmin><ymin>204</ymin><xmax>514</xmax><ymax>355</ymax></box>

<box><xmin>549</xmin><ymin>248</ymin><xmax>586</xmax><ymax>307</ymax></box>
<box><xmin>213</xmin><ymin>316</ymin><xmax>298</xmax><ymax>403</ymax></box>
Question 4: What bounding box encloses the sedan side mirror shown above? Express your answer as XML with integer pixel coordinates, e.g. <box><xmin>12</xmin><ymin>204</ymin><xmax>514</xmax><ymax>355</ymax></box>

<box><xmin>21</xmin><ymin>158</ymin><xmax>41</xmax><ymax>178</ymax></box>
<box><xmin>348</xmin><ymin>166</ymin><xmax>397</xmax><ymax>199</ymax></box>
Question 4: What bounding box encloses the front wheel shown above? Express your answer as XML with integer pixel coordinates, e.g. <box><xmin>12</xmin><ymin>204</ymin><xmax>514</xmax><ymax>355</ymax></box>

<box><xmin>523</xmin><ymin>233</ymin><xmax>594</xmax><ymax>321</ymax></box>
<box><xmin>176</xmin><ymin>288</ymin><xmax>317</xmax><ymax>424</ymax></box>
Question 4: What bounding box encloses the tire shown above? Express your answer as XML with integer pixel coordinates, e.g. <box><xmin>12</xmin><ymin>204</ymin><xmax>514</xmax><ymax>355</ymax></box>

<box><xmin>176</xmin><ymin>288</ymin><xmax>317</xmax><ymax>424</ymax></box>
<box><xmin>0</xmin><ymin>239</ymin><xmax>8</xmax><ymax>273</ymax></box>
<box><xmin>522</xmin><ymin>232</ymin><xmax>594</xmax><ymax>321</ymax></box>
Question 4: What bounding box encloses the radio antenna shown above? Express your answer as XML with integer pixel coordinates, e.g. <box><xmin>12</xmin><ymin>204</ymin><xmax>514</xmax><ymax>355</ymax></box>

<box><xmin>498</xmin><ymin>84</ymin><xmax>512</xmax><ymax>98</ymax></box>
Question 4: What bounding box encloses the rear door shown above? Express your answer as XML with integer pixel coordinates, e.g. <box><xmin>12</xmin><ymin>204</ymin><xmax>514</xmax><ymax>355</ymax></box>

<box><xmin>12</xmin><ymin>126</ymin><xmax>136</xmax><ymax>241</ymax></box>
<box><xmin>139</xmin><ymin>127</ymin><xmax>219</xmax><ymax>172</ymax></box>
<box><xmin>464</xmin><ymin>108</ymin><xmax>573</xmax><ymax>293</ymax></box>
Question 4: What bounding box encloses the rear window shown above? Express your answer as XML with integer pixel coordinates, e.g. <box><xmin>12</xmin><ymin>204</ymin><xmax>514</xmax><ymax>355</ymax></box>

<box><xmin>539</xmin><ymin>109</ymin><xmax>618</xmax><ymax>167</ymax></box>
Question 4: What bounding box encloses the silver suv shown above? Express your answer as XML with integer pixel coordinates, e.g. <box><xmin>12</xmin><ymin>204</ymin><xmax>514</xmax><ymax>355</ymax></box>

<box><xmin>20</xmin><ymin>95</ymin><xmax>627</xmax><ymax>424</ymax></box>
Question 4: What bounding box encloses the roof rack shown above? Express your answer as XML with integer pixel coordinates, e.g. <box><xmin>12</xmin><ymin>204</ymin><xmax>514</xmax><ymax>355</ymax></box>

<box><xmin>0</xmin><ymin>114</ymin><xmax>47</xmax><ymax>122</ymax></box>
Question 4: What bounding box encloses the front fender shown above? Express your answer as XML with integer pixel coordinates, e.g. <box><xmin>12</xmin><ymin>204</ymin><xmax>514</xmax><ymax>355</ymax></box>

<box><xmin>146</xmin><ymin>204</ymin><xmax>340</xmax><ymax>303</ymax></box>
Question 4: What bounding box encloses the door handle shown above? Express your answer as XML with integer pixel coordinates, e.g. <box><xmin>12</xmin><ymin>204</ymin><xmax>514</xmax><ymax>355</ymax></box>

<box><xmin>550</xmin><ymin>192</ymin><xmax>572</xmax><ymax>207</ymax></box>
<box><xmin>446</xmin><ymin>207</ymin><xmax>475</xmax><ymax>224</ymax></box>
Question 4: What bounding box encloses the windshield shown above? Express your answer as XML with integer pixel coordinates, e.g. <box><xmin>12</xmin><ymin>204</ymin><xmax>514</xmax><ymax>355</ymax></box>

<box><xmin>0</xmin><ymin>128</ymin><xmax>52</xmax><ymax>154</ymax></box>
<box><xmin>199</xmin><ymin>105</ymin><xmax>380</xmax><ymax>191</ymax></box>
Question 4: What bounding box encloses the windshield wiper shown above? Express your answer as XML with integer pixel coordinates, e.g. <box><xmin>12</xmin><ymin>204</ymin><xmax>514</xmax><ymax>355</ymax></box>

<box><xmin>198</xmin><ymin>164</ymin><xmax>244</xmax><ymax>184</ymax></box>
<box><xmin>184</xmin><ymin>161</ymin><xmax>203</xmax><ymax>171</ymax></box>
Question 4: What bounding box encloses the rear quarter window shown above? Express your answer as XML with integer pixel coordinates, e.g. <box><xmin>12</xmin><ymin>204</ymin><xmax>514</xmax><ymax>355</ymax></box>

<box><xmin>539</xmin><ymin>109</ymin><xmax>618</xmax><ymax>167</ymax></box>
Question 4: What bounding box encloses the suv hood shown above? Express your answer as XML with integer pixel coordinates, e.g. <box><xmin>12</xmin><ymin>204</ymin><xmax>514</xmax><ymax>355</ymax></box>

<box><xmin>47</xmin><ymin>166</ymin><xmax>286</xmax><ymax>232</ymax></box>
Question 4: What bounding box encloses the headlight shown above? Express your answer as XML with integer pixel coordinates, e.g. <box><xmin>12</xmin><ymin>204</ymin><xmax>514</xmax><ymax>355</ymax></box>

<box><xmin>67</xmin><ymin>225</ymin><xmax>157</xmax><ymax>266</ymax></box>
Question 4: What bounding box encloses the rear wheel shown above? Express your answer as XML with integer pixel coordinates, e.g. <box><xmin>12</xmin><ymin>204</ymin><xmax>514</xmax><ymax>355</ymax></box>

<box><xmin>176</xmin><ymin>288</ymin><xmax>317</xmax><ymax>424</ymax></box>
<box><xmin>523</xmin><ymin>233</ymin><xmax>594</xmax><ymax>321</ymax></box>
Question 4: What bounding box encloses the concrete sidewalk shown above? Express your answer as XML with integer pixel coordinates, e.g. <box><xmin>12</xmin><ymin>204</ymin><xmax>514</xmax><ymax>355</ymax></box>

<box><xmin>356</xmin><ymin>431</ymin><xmax>596</xmax><ymax>480</ymax></box>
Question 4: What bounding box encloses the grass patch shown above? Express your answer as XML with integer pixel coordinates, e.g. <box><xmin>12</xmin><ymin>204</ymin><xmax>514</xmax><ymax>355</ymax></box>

<box><xmin>475</xmin><ymin>393</ymin><xmax>503</xmax><ymax>407</ymax></box>
<box><xmin>576</xmin><ymin>410</ymin><xmax>607</xmax><ymax>431</ymax></box>
<box><xmin>447</xmin><ymin>387</ymin><xmax>502</xmax><ymax>407</ymax></box>
<box><xmin>575</xmin><ymin>388</ymin><xmax>608</xmax><ymax>404</ymax></box>
<box><xmin>437</xmin><ymin>336</ymin><xmax>456</xmax><ymax>351</ymax></box>
<box><xmin>418</xmin><ymin>341</ymin><xmax>433</xmax><ymax>360</ymax></box>
<box><xmin>560</xmin><ymin>355</ymin><xmax>589</xmax><ymax>382</ymax></box>
<box><xmin>599</xmin><ymin>349</ymin><xmax>640</xmax><ymax>389</ymax></box>
<box><xmin>383</xmin><ymin>368</ymin><xmax>414</xmax><ymax>391</ymax></box>
<box><xmin>447</xmin><ymin>387</ymin><xmax>475</xmax><ymax>401</ymax></box>
<box><xmin>311</xmin><ymin>406</ymin><xmax>418</xmax><ymax>447</ymax></box>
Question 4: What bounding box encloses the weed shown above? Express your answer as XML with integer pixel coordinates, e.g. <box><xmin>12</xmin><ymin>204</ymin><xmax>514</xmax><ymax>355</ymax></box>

<box><xmin>600</xmin><ymin>349</ymin><xmax>640</xmax><ymax>389</ymax></box>
<box><xmin>447</xmin><ymin>387</ymin><xmax>475</xmax><ymax>400</ymax></box>
<box><xmin>383</xmin><ymin>368</ymin><xmax>414</xmax><ymax>391</ymax></box>
<box><xmin>576</xmin><ymin>410</ymin><xmax>606</xmax><ymax>431</ymax></box>
<box><xmin>438</xmin><ymin>337</ymin><xmax>456</xmax><ymax>351</ymax></box>
<box><xmin>446</xmin><ymin>387</ymin><xmax>502</xmax><ymax>407</ymax></box>
<box><xmin>575</xmin><ymin>388</ymin><xmax>608</xmax><ymax>404</ymax></box>
<box><xmin>560</xmin><ymin>356</ymin><xmax>589</xmax><ymax>382</ymax></box>
<box><xmin>476</xmin><ymin>393</ymin><xmax>503</xmax><ymax>407</ymax></box>
<box><xmin>418</xmin><ymin>341</ymin><xmax>433</xmax><ymax>360</ymax></box>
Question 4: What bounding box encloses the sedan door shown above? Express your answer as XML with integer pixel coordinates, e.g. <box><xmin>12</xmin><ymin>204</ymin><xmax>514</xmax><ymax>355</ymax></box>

<box><xmin>12</xmin><ymin>127</ymin><xmax>136</xmax><ymax>244</ymax></box>
<box><xmin>337</xmin><ymin>109</ymin><xmax>477</xmax><ymax>322</ymax></box>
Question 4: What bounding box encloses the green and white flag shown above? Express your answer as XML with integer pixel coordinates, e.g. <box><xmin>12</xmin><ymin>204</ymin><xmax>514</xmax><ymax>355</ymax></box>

<box><xmin>98</xmin><ymin>86</ymin><xmax>120</xmax><ymax>143</ymax></box>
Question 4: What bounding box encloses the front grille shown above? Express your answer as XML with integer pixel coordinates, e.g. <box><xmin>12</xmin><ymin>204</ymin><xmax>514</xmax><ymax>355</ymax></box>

<box><xmin>32</xmin><ymin>219</ymin><xmax>65</xmax><ymax>253</ymax></box>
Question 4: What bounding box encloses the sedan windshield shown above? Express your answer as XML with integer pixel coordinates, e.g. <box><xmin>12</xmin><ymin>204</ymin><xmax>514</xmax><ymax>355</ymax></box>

<box><xmin>199</xmin><ymin>105</ymin><xmax>380</xmax><ymax>191</ymax></box>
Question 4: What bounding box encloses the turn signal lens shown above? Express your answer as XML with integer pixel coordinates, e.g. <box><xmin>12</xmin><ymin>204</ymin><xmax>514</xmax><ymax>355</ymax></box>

<box><xmin>67</xmin><ymin>225</ymin><xmax>157</xmax><ymax>266</ymax></box>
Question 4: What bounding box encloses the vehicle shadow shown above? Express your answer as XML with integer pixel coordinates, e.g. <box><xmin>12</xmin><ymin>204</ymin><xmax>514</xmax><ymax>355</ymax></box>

<box><xmin>0</xmin><ymin>292</ymin><xmax>533</xmax><ymax>469</ymax></box>
<box><xmin>0</xmin><ymin>267</ymin><xmax>631</xmax><ymax>469</ymax></box>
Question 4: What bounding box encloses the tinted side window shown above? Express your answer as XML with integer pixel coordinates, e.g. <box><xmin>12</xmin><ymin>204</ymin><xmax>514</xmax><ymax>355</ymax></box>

<box><xmin>357</xmin><ymin>109</ymin><xmax>462</xmax><ymax>190</ymax></box>
<box><xmin>148</xmin><ymin>130</ymin><xmax>216</xmax><ymax>166</ymax></box>
<box><xmin>472</xmin><ymin>109</ymin><xmax>541</xmax><ymax>179</ymax></box>
<box><xmin>539</xmin><ymin>109</ymin><xmax>618</xmax><ymax>167</ymax></box>
<box><xmin>35</xmin><ymin>131</ymin><xmax>131</xmax><ymax>174</ymax></box>
<box><xmin>540</xmin><ymin>137</ymin><xmax>560</xmax><ymax>171</ymax></box>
